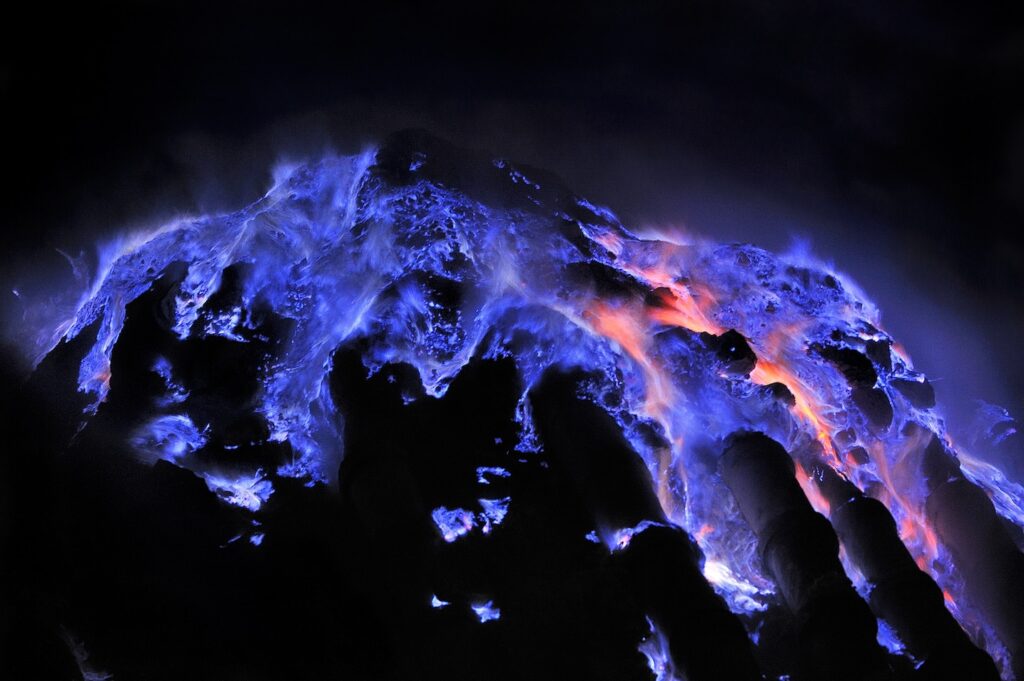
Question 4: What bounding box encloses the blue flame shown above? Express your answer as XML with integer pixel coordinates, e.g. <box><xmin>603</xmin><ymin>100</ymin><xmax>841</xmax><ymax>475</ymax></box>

<box><xmin>205</xmin><ymin>470</ymin><xmax>274</xmax><ymax>512</ymax></box>
<box><xmin>476</xmin><ymin>466</ymin><xmax>510</xmax><ymax>485</ymax></box>
<box><xmin>432</xmin><ymin>506</ymin><xmax>476</xmax><ymax>543</ymax></box>
<box><xmin>131</xmin><ymin>414</ymin><xmax>207</xmax><ymax>464</ymax></box>
<box><xmin>17</xmin><ymin>137</ymin><xmax>1024</xmax><ymax>675</ymax></box>
<box><xmin>638</xmin><ymin>616</ymin><xmax>682</xmax><ymax>681</ymax></box>
<box><xmin>470</xmin><ymin>600</ymin><xmax>501</xmax><ymax>623</ymax></box>
<box><xmin>432</xmin><ymin>497</ymin><xmax>511</xmax><ymax>541</ymax></box>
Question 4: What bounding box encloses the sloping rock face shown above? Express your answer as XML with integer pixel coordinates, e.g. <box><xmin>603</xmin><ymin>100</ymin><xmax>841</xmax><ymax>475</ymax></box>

<box><xmin>6</xmin><ymin>130</ymin><xmax>1022</xmax><ymax>680</ymax></box>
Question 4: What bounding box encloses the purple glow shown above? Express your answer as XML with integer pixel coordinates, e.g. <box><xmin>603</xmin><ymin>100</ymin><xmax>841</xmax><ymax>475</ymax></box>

<box><xmin>476</xmin><ymin>466</ymin><xmax>510</xmax><ymax>485</ymax></box>
<box><xmin>432</xmin><ymin>506</ymin><xmax>475</xmax><ymax>543</ymax></box>
<box><xmin>205</xmin><ymin>470</ymin><xmax>274</xmax><ymax>512</ymax></box>
<box><xmin>17</xmin><ymin>137</ymin><xmax>1024</xmax><ymax>675</ymax></box>
<box><xmin>478</xmin><ymin>497</ymin><xmax>510</xmax><ymax>534</ymax></box>
<box><xmin>470</xmin><ymin>600</ymin><xmax>501</xmax><ymax>623</ymax></box>
<box><xmin>638</xmin><ymin>617</ymin><xmax>682</xmax><ymax>681</ymax></box>
<box><xmin>432</xmin><ymin>497</ymin><xmax>511</xmax><ymax>541</ymax></box>
<box><xmin>607</xmin><ymin>520</ymin><xmax>668</xmax><ymax>552</ymax></box>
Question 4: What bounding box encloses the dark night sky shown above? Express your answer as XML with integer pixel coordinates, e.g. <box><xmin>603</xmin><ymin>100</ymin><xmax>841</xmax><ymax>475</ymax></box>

<box><xmin>3</xmin><ymin>0</ymin><xmax>1023</xmax><ymax>452</ymax></box>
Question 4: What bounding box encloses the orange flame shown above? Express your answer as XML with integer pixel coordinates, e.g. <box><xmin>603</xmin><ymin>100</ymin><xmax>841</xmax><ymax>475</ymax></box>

<box><xmin>582</xmin><ymin>251</ymin><xmax>952</xmax><ymax>608</ymax></box>
<box><xmin>592</xmin><ymin>231</ymin><xmax>624</xmax><ymax>257</ymax></box>
<box><xmin>795</xmin><ymin>461</ymin><xmax>831</xmax><ymax>516</ymax></box>
<box><xmin>750</xmin><ymin>358</ymin><xmax>838</xmax><ymax>462</ymax></box>
<box><xmin>647</xmin><ymin>286</ymin><xmax>721</xmax><ymax>337</ymax></box>
<box><xmin>655</xmin><ymin>446</ymin><xmax>676</xmax><ymax>518</ymax></box>
<box><xmin>634</xmin><ymin>263</ymin><xmax>840</xmax><ymax>465</ymax></box>
<box><xmin>91</xmin><ymin>361</ymin><xmax>113</xmax><ymax>396</ymax></box>
<box><xmin>868</xmin><ymin>437</ymin><xmax>941</xmax><ymax>572</ymax></box>
<box><xmin>583</xmin><ymin>299</ymin><xmax>689</xmax><ymax>524</ymax></box>
<box><xmin>584</xmin><ymin>301</ymin><xmax>676</xmax><ymax>425</ymax></box>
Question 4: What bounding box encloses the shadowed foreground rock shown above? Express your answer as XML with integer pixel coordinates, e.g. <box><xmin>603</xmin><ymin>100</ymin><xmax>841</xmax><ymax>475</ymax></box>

<box><xmin>812</xmin><ymin>460</ymin><xmax>1000</xmax><ymax>681</ymax></box>
<box><xmin>922</xmin><ymin>438</ymin><xmax>1024</xmax><ymax>680</ymax></box>
<box><xmin>530</xmin><ymin>370</ymin><xmax>762</xmax><ymax>681</ymax></box>
<box><xmin>720</xmin><ymin>431</ymin><xmax>890</xmax><ymax>681</ymax></box>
